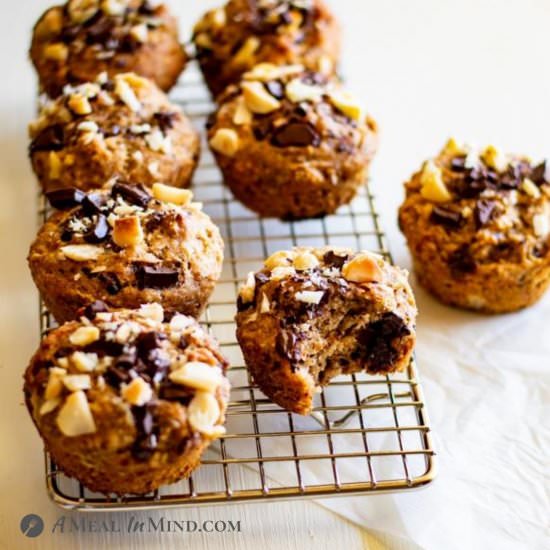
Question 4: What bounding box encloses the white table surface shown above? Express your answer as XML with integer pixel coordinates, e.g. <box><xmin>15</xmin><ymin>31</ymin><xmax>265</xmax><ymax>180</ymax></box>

<box><xmin>0</xmin><ymin>1</ymin><xmax>548</xmax><ymax>549</ymax></box>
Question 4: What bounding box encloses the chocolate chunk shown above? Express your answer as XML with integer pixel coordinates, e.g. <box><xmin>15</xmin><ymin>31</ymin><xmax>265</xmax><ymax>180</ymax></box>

<box><xmin>275</xmin><ymin>330</ymin><xmax>303</xmax><ymax>365</ymax></box>
<box><xmin>139</xmin><ymin>0</ymin><xmax>157</xmax><ymax>15</ymax></box>
<box><xmin>136</xmin><ymin>331</ymin><xmax>166</xmax><ymax>357</ymax></box>
<box><xmin>104</xmin><ymin>365</ymin><xmax>134</xmax><ymax>388</ymax></box>
<box><xmin>474</xmin><ymin>200</ymin><xmax>496</xmax><ymax>228</ymax></box>
<box><xmin>358</xmin><ymin>313</ymin><xmax>410</xmax><ymax>372</ymax></box>
<box><xmin>83</xmin><ymin>214</ymin><xmax>109</xmax><ymax>243</ymax></box>
<box><xmin>61</xmin><ymin>23</ymin><xmax>82</xmax><ymax>43</ymax></box>
<box><xmin>116</xmin><ymin>347</ymin><xmax>138</xmax><ymax>369</ymax></box>
<box><xmin>81</xmin><ymin>192</ymin><xmax>106</xmax><ymax>215</ymax></box>
<box><xmin>131</xmin><ymin>405</ymin><xmax>158</xmax><ymax>462</ymax></box>
<box><xmin>97</xmin><ymin>272</ymin><xmax>122</xmax><ymax>295</ymax></box>
<box><xmin>136</xmin><ymin>265</ymin><xmax>179</xmax><ymax>289</ymax></box>
<box><xmin>265</xmin><ymin>80</ymin><xmax>284</xmax><ymax>99</ymax></box>
<box><xmin>144</xmin><ymin>211</ymin><xmax>165</xmax><ymax>232</ymax></box>
<box><xmin>111</xmin><ymin>182</ymin><xmax>151</xmax><ymax>208</ymax></box>
<box><xmin>448</xmin><ymin>245</ymin><xmax>477</xmax><ymax>278</ymax></box>
<box><xmin>86</xmin><ymin>15</ymin><xmax>115</xmax><ymax>45</ymax></box>
<box><xmin>271</xmin><ymin>121</ymin><xmax>321</xmax><ymax>147</ymax></box>
<box><xmin>159</xmin><ymin>381</ymin><xmax>195</xmax><ymax>404</ymax></box>
<box><xmin>323</xmin><ymin>250</ymin><xmax>348</xmax><ymax>268</ymax></box>
<box><xmin>29</xmin><ymin>125</ymin><xmax>65</xmax><ymax>155</ymax></box>
<box><xmin>83</xmin><ymin>338</ymin><xmax>124</xmax><ymax>357</ymax></box>
<box><xmin>118</xmin><ymin>34</ymin><xmax>140</xmax><ymax>53</ymax></box>
<box><xmin>46</xmin><ymin>188</ymin><xmax>85</xmax><ymax>209</ymax></box>
<box><xmin>153</xmin><ymin>112</ymin><xmax>177</xmax><ymax>133</ymax></box>
<box><xmin>531</xmin><ymin>161</ymin><xmax>548</xmax><ymax>185</ymax></box>
<box><xmin>430</xmin><ymin>205</ymin><xmax>463</xmax><ymax>229</ymax></box>
<box><xmin>82</xmin><ymin>300</ymin><xmax>109</xmax><ymax>320</ymax></box>
<box><xmin>450</xmin><ymin>156</ymin><xmax>467</xmax><ymax>172</ymax></box>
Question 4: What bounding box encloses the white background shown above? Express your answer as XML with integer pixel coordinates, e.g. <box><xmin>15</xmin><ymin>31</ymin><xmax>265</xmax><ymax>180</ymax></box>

<box><xmin>0</xmin><ymin>1</ymin><xmax>549</xmax><ymax>549</ymax></box>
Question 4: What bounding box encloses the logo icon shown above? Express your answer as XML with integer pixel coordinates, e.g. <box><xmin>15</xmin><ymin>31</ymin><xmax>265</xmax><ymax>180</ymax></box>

<box><xmin>20</xmin><ymin>514</ymin><xmax>44</xmax><ymax>538</ymax></box>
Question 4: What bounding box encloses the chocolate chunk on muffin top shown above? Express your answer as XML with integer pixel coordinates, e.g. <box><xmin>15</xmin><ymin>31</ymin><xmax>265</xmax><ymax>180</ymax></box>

<box><xmin>236</xmin><ymin>247</ymin><xmax>416</xmax><ymax>414</ymax></box>
<box><xmin>399</xmin><ymin>139</ymin><xmax>550</xmax><ymax>313</ymax></box>
<box><xmin>28</xmin><ymin>181</ymin><xmax>223</xmax><ymax>323</ymax></box>
<box><xmin>207</xmin><ymin>63</ymin><xmax>378</xmax><ymax>219</ymax></box>
<box><xmin>24</xmin><ymin>304</ymin><xmax>230</xmax><ymax>495</ymax></box>
<box><xmin>30</xmin><ymin>0</ymin><xmax>187</xmax><ymax>97</ymax></box>
<box><xmin>193</xmin><ymin>0</ymin><xmax>341</xmax><ymax>97</ymax></box>
<box><xmin>29</xmin><ymin>72</ymin><xmax>200</xmax><ymax>193</ymax></box>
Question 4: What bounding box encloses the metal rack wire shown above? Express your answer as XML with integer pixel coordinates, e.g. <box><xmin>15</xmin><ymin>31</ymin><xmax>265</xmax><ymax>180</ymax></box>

<box><xmin>42</xmin><ymin>67</ymin><xmax>437</xmax><ymax>510</ymax></box>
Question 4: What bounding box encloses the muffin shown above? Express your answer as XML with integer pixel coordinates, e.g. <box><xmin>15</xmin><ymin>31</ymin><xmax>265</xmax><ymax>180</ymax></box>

<box><xmin>29</xmin><ymin>72</ymin><xmax>200</xmax><ymax>193</ymax></box>
<box><xmin>398</xmin><ymin>139</ymin><xmax>550</xmax><ymax>313</ymax></box>
<box><xmin>207</xmin><ymin>64</ymin><xmax>378</xmax><ymax>219</ymax></box>
<box><xmin>24</xmin><ymin>304</ymin><xmax>230</xmax><ymax>494</ymax></box>
<box><xmin>30</xmin><ymin>0</ymin><xmax>186</xmax><ymax>97</ymax></box>
<box><xmin>28</xmin><ymin>181</ymin><xmax>223</xmax><ymax>323</ymax></box>
<box><xmin>193</xmin><ymin>0</ymin><xmax>341</xmax><ymax>98</ymax></box>
<box><xmin>236</xmin><ymin>246</ymin><xmax>417</xmax><ymax>414</ymax></box>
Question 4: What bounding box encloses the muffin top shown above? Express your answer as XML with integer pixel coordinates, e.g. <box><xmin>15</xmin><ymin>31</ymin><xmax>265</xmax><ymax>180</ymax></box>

<box><xmin>208</xmin><ymin>63</ymin><xmax>377</xmax><ymax>160</ymax></box>
<box><xmin>236</xmin><ymin>246</ymin><xmax>416</xmax><ymax>370</ymax></box>
<box><xmin>399</xmin><ymin>139</ymin><xmax>550</xmax><ymax>272</ymax></box>
<box><xmin>31</xmin><ymin>0</ymin><xmax>183</xmax><ymax>96</ymax></box>
<box><xmin>25</xmin><ymin>304</ymin><xmax>229</xmax><ymax>461</ymax></box>
<box><xmin>29</xmin><ymin>72</ymin><xmax>197</xmax><ymax>189</ymax></box>
<box><xmin>193</xmin><ymin>0</ymin><xmax>340</xmax><ymax>94</ymax></box>
<box><xmin>30</xmin><ymin>181</ymin><xmax>223</xmax><ymax>301</ymax></box>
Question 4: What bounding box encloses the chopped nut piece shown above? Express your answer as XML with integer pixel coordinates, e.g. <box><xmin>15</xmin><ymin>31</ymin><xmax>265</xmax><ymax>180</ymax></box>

<box><xmin>342</xmin><ymin>253</ymin><xmax>384</xmax><ymax>284</ymax></box>
<box><xmin>44</xmin><ymin>43</ymin><xmax>68</xmax><ymax>62</ymax></box>
<box><xmin>112</xmin><ymin>216</ymin><xmax>144</xmax><ymax>247</ymax></box>
<box><xmin>45</xmin><ymin>367</ymin><xmax>67</xmax><ymax>400</ymax></box>
<box><xmin>209</xmin><ymin>128</ymin><xmax>240</xmax><ymax>156</ymax></box>
<box><xmin>68</xmin><ymin>0</ymin><xmax>99</xmax><ymax>24</ymax></box>
<box><xmin>77</xmin><ymin>121</ymin><xmax>99</xmax><ymax>133</ymax></box>
<box><xmin>233</xmin><ymin>99</ymin><xmax>253</xmax><ymax>125</ymax></box>
<box><xmin>295</xmin><ymin>290</ymin><xmax>325</xmax><ymax>305</ymax></box>
<box><xmin>533</xmin><ymin>212</ymin><xmax>550</xmax><ymax>237</ymax></box>
<box><xmin>481</xmin><ymin>145</ymin><xmax>508</xmax><ymax>172</ymax></box>
<box><xmin>101</xmin><ymin>0</ymin><xmax>126</xmax><ymax>16</ymax></box>
<box><xmin>69</xmin><ymin>326</ymin><xmax>100</xmax><ymax>346</ymax></box>
<box><xmin>239</xmin><ymin>272</ymin><xmax>256</xmax><ymax>303</ymax></box>
<box><xmin>187</xmin><ymin>391</ymin><xmax>222</xmax><ymax>436</ymax></box>
<box><xmin>441</xmin><ymin>137</ymin><xmax>467</xmax><ymax>157</ymax></box>
<box><xmin>271</xmin><ymin>266</ymin><xmax>296</xmax><ymax>280</ymax></box>
<box><xmin>68</xmin><ymin>93</ymin><xmax>93</xmax><ymax>116</ymax></box>
<box><xmin>328</xmin><ymin>91</ymin><xmax>363</xmax><ymax>121</ymax></box>
<box><xmin>138</xmin><ymin>303</ymin><xmax>164</xmax><ymax>322</ymax></box>
<box><xmin>152</xmin><ymin>183</ymin><xmax>193</xmax><ymax>205</ymax></box>
<box><xmin>56</xmin><ymin>390</ymin><xmax>97</xmax><ymax>437</ymax></box>
<box><xmin>63</xmin><ymin>374</ymin><xmax>92</xmax><ymax>392</ymax></box>
<box><xmin>61</xmin><ymin>244</ymin><xmax>104</xmax><ymax>262</ymax></box>
<box><xmin>114</xmin><ymin>76</ymin><xmax>141</xmax><ymax>112</ymax></box>
<box><xmin>286</xmin><ymin>79</ymin><xmax>324</xmax><ymax>103</ymax></box>
<box><xmin>210</xmin><ymin>7</ymin><xmax>227</xmax><ymax>28</ymax></box>
<box><xmin>293</xmin><ymin>251</ymin><xmax>320</xmax><ymax>270</ymax></box>
<box><xmin>241</xmin><ymin>81</ymin><xmax>281</xmax><ymax>114</ymax></box>
<box><xmin>145</xmin><ymin>129</ymin><xmax>172</xmax><ymax>153</ymax></box>
<box><xmin>129</xmin><ymin>123</ymin><xmax>151</xmax><ymax>134</ymax></box>
<box><xmin>233</xmin><ymin>36</ymin><xmax>260</xmax><ymax>66</ymax></box>
<box><xmin>194</xmin><ymin>33</ymin><xmax>213</xmax><ymax>49</ymax></box>
<box><xmin>420</xmin><ymin>161</ymin><xmax>452</xmax><ymax>203</ymax></box>
<box><xmin>243</xmin><ymin>63</ymin><xmax>304</xmax><ymax>82</ymax></box>
<box><xmin>49</xmin><ymin>151</ymin><xmax>62</xmax><ymax>180</ymax></box>
<box><xmin>71</xmin><ymin>351</ymin><xmax>99</xmax><ymax>372</ymax></box>
<box><xmin>265</xmin><ymin>250</ymin><xmax>296</xmax><ymax>270</ymax></box>
<box><xmin>521</xmin><ymin>178</ymin><xmax>541</xmax><ymax>199</ymax></box>
<box><xmin>130</xmin><ymin>23</ymin><xmax>148</xmax><ymax>43</ymax></box>
<box><xmin>40</xmin><ymin>398</ymin><xmax>61</xmax><ymax>416</ymax></box>
<box><xmin>121</xmin><ymin>377</ymin><xmax>153</xmax><ymax>406</ymax></box>
<box><xmin>260</xmin><ymin>293</ymin><xmax>270</xmax><ymax>313</ymax></box>
<box><xmin>169</xmin><ymin>362</ymin><xmax>223</xmax><ymax>393</ymax></box>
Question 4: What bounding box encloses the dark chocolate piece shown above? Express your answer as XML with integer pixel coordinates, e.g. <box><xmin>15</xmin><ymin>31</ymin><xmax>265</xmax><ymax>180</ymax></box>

<box><xmin>83</xmin><ymin>214</ymin><xmax>109</xmax><ymax>243</ymax></box>
<box><xmin>81</xmin><ymin>192</ymin><xmax>106</xmax><ymax>215</ymax></box>
<box><xmin>265</xmin><ymin>80</ymin><xmax>284</xmax><ymax>99</ymax></box>
<box><xmin>29</xmin><ymin>125</ymin><xmax>65</xmax><ymax>154</ymax></box>
<box><xmin>474</xmin><ymin>200</ymin><xmax>496</xmax><ymax>228</ymax></box>
<box><xmin>111</xmin><ymin>182</ymin><xmax>151</xmax><ymax>208</ymax></box>
<box><xmin>153</xmin><ymin>112</ymin><xmax>177</xmax><ymax>133</ymax></box>
<box><xmin>448</xmin><ymin>245</ymin><xmax>477</xmax><ymax>278</ymax></box>
<box><xmin>46</xmin><ymin>188</ymin><xmax>85</xmax><ymax>210</ymax></box>
<box><xmin>323</xmin><ymin>250</ymin><xmax>349</xmax><ymax>268</ymax></box>
<box><xmin>82</xmin><ymin>300</ymin><xmax>109</xmax><ymax>319</ymax></box>
<box><xmin>430</xmin><ymin>205</ymin><xmax>463</xmax><ymax>229</ymax></box>
<box><xmin>136</xmin><ymin>265</ymin><xmax>179</xmax><ymax>289</ymax></box>
<box><xmin>270</xmin><ymin>121</ymin><xmax>321</xmax><ymax>147</ymax></box>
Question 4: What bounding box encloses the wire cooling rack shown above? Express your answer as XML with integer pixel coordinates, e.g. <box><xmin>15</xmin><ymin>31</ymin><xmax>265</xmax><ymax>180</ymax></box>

<box><xmin>41</xmin><ymin>67</ymin><xmax>437</xmax><ymax>510</ymax></box>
